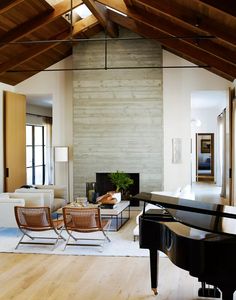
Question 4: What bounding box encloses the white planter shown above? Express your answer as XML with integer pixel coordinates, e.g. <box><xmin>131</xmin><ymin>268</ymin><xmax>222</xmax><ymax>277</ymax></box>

<box><xmin>113</xmin><ymin>192</ymin><xmax>121</xmax><ymax>203</ymax></box>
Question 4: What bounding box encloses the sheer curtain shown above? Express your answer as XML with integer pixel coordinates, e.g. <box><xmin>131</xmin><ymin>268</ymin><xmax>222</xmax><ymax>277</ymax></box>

<box><xmin>216</xmin><ymin>109</ymin><xmax>226</xmax><ymax>197</ymax></box>
<box><xmin>43</xmin><ymin>117</ymin><xmax>53</xmax><ymax>184</ymax></box>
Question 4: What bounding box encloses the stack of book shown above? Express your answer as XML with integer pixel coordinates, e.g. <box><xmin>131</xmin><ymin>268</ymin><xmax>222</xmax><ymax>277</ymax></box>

<box><xmin>100</xmin><ymin>203</ymin><xmax>117</xmax><ymax>209</ymax></box>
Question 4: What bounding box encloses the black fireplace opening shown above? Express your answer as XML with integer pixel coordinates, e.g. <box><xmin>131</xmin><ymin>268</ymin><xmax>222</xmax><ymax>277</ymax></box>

<box><xmin>96</xmin><ymin>172</ymin><xmax>140</xmax><ymax>206</ymax></box>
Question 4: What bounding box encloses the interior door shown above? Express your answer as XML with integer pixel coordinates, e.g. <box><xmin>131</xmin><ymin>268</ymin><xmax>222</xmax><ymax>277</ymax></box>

<box><xmin>4</xmin><ymin>91</ymin><xmax>26</xmax><ymax>192</ymax></box>
<box><xmin>196</xmin><ymin>133</ymin><xmax>214</xmax><ymax>182</ymax></box>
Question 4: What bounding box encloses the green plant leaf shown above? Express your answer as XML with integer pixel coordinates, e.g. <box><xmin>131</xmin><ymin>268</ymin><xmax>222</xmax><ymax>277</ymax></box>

<box><xmin>108</xmin><ymin>171</ymin><xmax>134</xmax><ymax>192</ymax></box>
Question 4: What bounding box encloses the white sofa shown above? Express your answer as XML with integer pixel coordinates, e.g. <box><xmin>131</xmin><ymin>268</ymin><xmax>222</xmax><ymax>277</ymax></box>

<box><xmin>133</xmin><ymin>186</ymin><xmax>195</xmax><ymax>241</ymax></box>
<box><xmin>0</xmin><ymin>193</ymin><xmax>45</xmax><ymax>228</ymax></box>
<box><xmin>7</xmin><ymin>193</ymin><xmax>44</xmax><ymax>206</ymax></box>
<box><xmin>0</xmin><ymin>197</ymin><xmax>24</xmax><ymax>227</ymax></box>
<box><xmin>0</xmin><ymin>185</ymin><xmax>67</xmax><ymax>228</ymax></box>
<box><xmin>15</xmin><ymin>185</ymin><xmax>68</xmax><ymax>212</ymax></box>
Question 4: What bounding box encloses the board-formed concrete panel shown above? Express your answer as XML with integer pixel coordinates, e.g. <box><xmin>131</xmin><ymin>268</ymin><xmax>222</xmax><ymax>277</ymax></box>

<box><xmin>73</xmin><ymin>28</ymin><xmax>163</xmax><ymax>197</ymax></box>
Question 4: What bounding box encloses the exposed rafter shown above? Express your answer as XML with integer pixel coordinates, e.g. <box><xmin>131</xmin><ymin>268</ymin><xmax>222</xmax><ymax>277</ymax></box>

<box><xmin>82</xmin><ymin>0</ymin><xmax>118</xmax><ymax>37</ymax></box>
<box><xmin>128</xmin><ymin>0</ymin><xmax>236</xmax><ymax>47</ymax></box>
<box><xmin>97</xmin><ymin>0</ymin><xmax>236</xmax><ymax>81</ymax></box>
<box><xmin>0</xmin><ymin>0</ymin><xmax>83</xmax><ymax>50</ymax></box>
<box><xmin>0</xmin><ymin>0</ymin><xmax>26</xmax><ymax>13</ymax></box>
<box><xmin>0</xmin><ymin>16</ymin><xmax>100</xmax><ymax>76</ymax></box>
<box><xmin>198</xmin><ymin>0</ymin><xmax>236</xmax><ymax>17</ymax></box>
<box><xmin>132</xmin><ymin>5</ymin><xmax>236</xmax><ymax>66</ymax></box>
<box><xmin>105</xmin><ymin>3</ymin><xmax>235</xmax><ymax>81</ymax></box>
<box><xmin>0</xmin><ymin>0</ymin><xmax>235</xmax><ymax>84</ymax></box>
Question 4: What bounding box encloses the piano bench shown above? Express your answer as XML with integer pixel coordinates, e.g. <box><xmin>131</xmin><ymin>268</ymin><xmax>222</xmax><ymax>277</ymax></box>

<box><xmin>133</xmin><ymin>225</ymin><xmax>139</xmax><ymax>241</ymax></box>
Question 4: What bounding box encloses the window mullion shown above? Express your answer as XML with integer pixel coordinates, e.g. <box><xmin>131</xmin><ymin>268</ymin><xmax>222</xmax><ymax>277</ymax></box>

<box><xmin>32</xmin><ymin>126</ymin><xmax>35</xmax><ymax>185</ymax></box>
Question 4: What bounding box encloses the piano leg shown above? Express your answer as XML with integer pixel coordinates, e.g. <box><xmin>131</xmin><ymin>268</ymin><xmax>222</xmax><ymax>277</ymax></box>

<box><xmin>220</xmin><ymin>286</ymin><xmax>235</xmax><ymax>300</ymax></box>
<box><xmin>149</xmin><ymin>249</ymin><xmax>159</xmax><ymax>295</ymax></box>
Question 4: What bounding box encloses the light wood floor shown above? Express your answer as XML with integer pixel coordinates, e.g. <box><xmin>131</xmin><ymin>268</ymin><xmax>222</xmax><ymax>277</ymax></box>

<box><xmin>0</xmin><ymin>184</ymin><xmax>232</xmax><ymax>300</ymax></box>
<box><xmin>0</xmin><ymin>253</ymin><xmax>217</xmax><ymax>300</ymax></box>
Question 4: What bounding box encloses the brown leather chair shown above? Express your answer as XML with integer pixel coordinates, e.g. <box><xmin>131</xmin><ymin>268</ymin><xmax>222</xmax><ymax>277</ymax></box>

<box><xmin>62</xmin><ymin>207</ymin><xmax>111</xmax><ymax>251</ymax></box>
<box><xmin>14</xmin><ymin>206</ymin><xmax>65</xmax><ymax>250</ymax></box>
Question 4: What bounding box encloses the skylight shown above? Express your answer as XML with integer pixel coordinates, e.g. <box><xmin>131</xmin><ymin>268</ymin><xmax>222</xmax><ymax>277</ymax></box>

<box><xmin>74</xmin><ymin>4</ymin><xmax>92</xmax><ymax>19</ymax></box>
<box><xmin>106</xmin><ymin>6</ymin><xmax>127</xmax><ymax>17</ymax></box>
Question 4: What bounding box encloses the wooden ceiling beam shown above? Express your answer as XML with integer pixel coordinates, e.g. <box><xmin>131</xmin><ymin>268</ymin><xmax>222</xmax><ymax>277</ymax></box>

<box><xmin>82</xmin><ymin>0</ymin><xmax>118</xmax><ymax>37</ymax></box>
<box><xmin>197</xmin><ymin>0</ymin><xmax>236</xmax><ymax>17</ymax></box>
<box><xmin>73</xmin><ymin>15</ymin><xmax>99</xmax><ymax>35</ymax></box>
<box><xmin>0</xmin><ymin>0</ymin><xmax>83</xmax><ymax>49</ymax></box>
<box><xmin>0</xmin><ymin>16</ymin><xmax>100</xmax><ymax>75</ymax></box>
<box><xmin>130</xmin><ymin>0</ymin><xmax>236</xmax><ymax>47</ymax></box>
<box><xmin>123</xmin><ymin>0</ymin><xmax>134</xmax><ymax>6</ymax></box>
<box><xmin>102</xmin><ymin>3</ymin><xmax>235</xmax><ymax>81</ymax></box>
<box><xmin>0</xmin><ymin>0</ymin><xmax>25</xmax><ymax>14</ymax></box>
<box><xmin>130</xmin><ymin>6</ymin><xmax>236</xmax><ymax>65</ymax></box>
<box><xmin>163</xmin><ymin>46</ymin><xmax>234</xmax><ymax>82</ymax></box>
<box><xmin>96</xmin><ymin>0</ymin><xmax>236</xmax><ymax>80</ymax></box>
<box><xmin>0</xmin><ymin>31</ymin><xmax>70</xmax><ymax>76</ymax></box>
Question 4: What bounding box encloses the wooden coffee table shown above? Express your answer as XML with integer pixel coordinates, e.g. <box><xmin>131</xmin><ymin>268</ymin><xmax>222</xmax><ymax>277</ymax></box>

<box><xmin>56</xmin><ymin>201</ymin><xmax>130</xmax><ymax>231</ymax></box>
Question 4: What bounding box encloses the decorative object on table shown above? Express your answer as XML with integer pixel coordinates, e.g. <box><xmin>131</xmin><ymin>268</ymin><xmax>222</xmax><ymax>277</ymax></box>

<box><xmin>75</xmin><ymin>197</ymin><xmax>88</xmax><ymax>207</ymax></box>
<box><xmin>96</xmin><ymin>191</ymin><xmax>118</xmax><ymax>208</ymax></box>
<box><xmin>108</xmin><ymin>171</ymin><xmax>134</xmax><ymax>201</ymax></box>
<box><xmin>97</xmin><ymin>192</ymin><xmax>116</xmax><ymax>204</ymax></box>
<box><xmin>86</xmin><ymin>182</ymin><xmax>96</xmax><ymax>203</ymax></box>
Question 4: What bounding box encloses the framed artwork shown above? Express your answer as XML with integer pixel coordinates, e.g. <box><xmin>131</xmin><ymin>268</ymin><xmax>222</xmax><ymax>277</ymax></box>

<box><xmin>201</xmin><ymin>139</ymin><xmax>211</xmax><ymax>153</ymax></box>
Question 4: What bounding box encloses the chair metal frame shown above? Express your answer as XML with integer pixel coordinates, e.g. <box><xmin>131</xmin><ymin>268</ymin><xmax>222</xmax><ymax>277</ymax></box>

<box><xmin>62</xmin><ymin>207</ymin><xmax>111</xmax><ymax>251</ymax></box>
<box><xmin>14</xmin><ymin>206</ymin><xmax>66</xmax><ymax>250</ymax></box>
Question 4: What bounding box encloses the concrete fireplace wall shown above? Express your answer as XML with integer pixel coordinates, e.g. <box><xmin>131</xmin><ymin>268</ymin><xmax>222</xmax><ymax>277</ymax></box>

<box><xmin>73</xmin><ymin>29</ymin><xmax>163</xmax><ymax>197</ymax></box>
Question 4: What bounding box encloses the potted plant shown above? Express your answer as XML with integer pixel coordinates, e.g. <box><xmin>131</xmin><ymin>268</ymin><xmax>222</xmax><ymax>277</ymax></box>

<box><xmin>108</xmin><ymin>171</ymin><xmax>134</xmax><ymax>202</ymax></box>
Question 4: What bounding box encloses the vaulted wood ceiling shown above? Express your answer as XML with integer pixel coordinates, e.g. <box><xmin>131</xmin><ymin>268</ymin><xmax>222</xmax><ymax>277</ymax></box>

<box><xmin>0</xmin><ymin>0</ymin><xmax>235</xmax><ymax>85</ymax></box>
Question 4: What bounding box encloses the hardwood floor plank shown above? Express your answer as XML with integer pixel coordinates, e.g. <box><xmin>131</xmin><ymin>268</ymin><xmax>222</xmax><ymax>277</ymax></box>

<box><xmin>0</xmin><ymin>253</ymin><xmax>214</xmax><ymax>300</ymax></box>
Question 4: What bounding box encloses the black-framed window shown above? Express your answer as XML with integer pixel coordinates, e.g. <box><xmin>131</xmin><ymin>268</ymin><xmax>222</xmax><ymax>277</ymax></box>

<box><xmin>26</xmin><ymin>125</ymin><xmax>45</xmax><ymax>185</ymax></box>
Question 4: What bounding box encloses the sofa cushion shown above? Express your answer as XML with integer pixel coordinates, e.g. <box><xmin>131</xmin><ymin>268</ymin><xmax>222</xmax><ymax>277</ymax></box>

<box><xmin>15</xmin><ymin>189</ymin><xmax>54</xmax><ymax>206</ymax></box>
<box><xmin>35</xmin><ymin>185</ymin><xmax>67</xmax><ymax>200</ymax></box>
<box><xmin>0</xmin><ymin>198</ymin><xmax>25</xmax><ymax>227</ymax></box>
<box><xmin>0</xmin><ymin>193</ymin><xmax>10</xmax><ymax>199</ymax></box>
<box><xmin>9</xmin><ymin>193</ymin><xmax>45</xmax><ymax>207</ymax></box>
<box><xmin>52</xmin><ymin>198</ymin><xmax>67</xmax><ymax>212</ymax></box>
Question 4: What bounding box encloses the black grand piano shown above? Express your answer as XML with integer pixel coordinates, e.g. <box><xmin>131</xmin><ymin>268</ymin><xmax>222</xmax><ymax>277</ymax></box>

<box><xmin>134</xmin><ymin>192</ymin><xmax>236</xmax><ymax>300</ymax></box>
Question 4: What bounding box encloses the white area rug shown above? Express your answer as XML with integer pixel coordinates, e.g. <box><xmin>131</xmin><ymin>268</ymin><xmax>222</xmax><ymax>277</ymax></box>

<box><xmin>0</xmin><ymin>210</ymin><xmax>149</xmax><ymax>257</ymax></box>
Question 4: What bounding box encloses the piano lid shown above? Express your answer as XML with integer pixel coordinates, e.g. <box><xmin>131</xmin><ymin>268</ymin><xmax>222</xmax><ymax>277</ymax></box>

<box><xmin>134</xmin><ymin>192</ymin><xmax>236</xmax><ymax>236</ymax></box>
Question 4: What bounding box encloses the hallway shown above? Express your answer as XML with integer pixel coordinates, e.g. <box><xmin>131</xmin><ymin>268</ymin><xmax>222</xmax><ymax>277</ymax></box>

<box><xmin>192</xmin><ymin>182</ymin><xmax>228</xmax><ymax>205</ymax></box>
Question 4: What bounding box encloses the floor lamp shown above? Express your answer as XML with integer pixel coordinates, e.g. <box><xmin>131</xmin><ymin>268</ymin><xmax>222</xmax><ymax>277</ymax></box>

<box><xmin>54</xmin><ymin>146</ymin><xmax>70</xmax><ymax>203</ymax></box>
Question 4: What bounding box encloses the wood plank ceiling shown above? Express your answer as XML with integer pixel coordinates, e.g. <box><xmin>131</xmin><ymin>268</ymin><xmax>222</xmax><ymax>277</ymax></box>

<box><xmin>0</xmin><ymin>0</ymin><xmax>235</xmax><ymax>85</ymax></box>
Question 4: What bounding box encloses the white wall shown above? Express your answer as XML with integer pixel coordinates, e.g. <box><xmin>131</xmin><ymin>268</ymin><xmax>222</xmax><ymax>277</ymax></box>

<box><xmin>15</xmin><ymin>58</ymin><xmax>73</xmax><ymax>200</ymax></box>
<box><xmin>1</xmin><ymin>48</ymin><xmax>231</xmax><ymax>197</ymax></box>
<box><xmin>163</xmin><ymin>50</ymin><xmax>231</xmax><ymax>191</ymax></box>
<box><xmin>27</xmin><ymin>104</ymin><xmax>52</xmax><ymax>118</ymax></box>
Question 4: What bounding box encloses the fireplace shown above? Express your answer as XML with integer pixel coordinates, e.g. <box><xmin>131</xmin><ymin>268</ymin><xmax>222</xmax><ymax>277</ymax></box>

<box><xmin>96</xmin><ymin>172</ymin><xmax>140</xmax><ymax>206</ymax></box>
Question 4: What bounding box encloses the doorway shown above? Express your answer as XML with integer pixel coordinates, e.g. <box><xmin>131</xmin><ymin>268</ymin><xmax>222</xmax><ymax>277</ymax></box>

<box><xmin>196</xmin><ymin>133</ymin><xmax>214</xmax><ymax>182</ymax></box>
